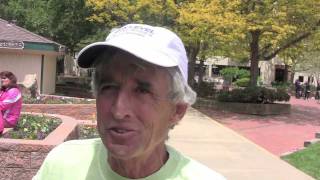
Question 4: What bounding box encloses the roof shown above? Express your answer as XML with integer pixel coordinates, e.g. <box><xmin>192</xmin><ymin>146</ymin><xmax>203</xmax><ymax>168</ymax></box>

<box><xmin>0</xmin><ymin>18</ymin><xmax>61</xmax><ymax>45</ymax></box>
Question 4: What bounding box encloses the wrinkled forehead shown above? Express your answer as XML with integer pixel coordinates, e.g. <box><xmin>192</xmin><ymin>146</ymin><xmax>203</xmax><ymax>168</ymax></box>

<box><xmin>95</xmin><ymin>51</ymin><xmax>170</xmax><ymax>81</ymax></box>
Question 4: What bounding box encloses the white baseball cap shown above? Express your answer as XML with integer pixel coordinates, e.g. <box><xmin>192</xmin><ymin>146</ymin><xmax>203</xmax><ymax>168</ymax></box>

<box><xmin>77</xmin><ymin>24</ymin><xmax>189</xmax><ymax>83</ymax></box>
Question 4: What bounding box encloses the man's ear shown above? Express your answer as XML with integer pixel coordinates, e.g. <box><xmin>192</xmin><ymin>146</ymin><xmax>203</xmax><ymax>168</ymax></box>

<box><xmin>170</xmin><ymin>102</ymin><xmax>188</xmax><ymax>124</ymax></box>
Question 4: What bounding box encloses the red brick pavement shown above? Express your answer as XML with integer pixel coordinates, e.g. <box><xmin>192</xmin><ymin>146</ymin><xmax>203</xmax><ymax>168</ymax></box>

<box><xmin>22</xmin><ymin>104</ymin><xmax>97</xmax><ymax>121</ymax></box>
<box><xmin>197</xmin><ymin>97</ymin><xmax>320</xmax><ymax>156</ymax></box>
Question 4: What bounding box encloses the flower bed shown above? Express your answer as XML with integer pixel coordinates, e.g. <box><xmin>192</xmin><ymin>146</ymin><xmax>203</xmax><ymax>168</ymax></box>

<box><xmin>0</xmin><ymin>113</ymin><xmax>78</xmax><ymax>180</ymax></box>
<box><xmin>23</xmin><ymin>94</ymin><xmax>95</xmax><ymax>104</ymax></box>
<box><xmin>2</xmin><ymin>114</ymin><xmax>61</xmax><ymax>140</ymax></box>
<box><xmin>78</xmin><ymin>125</ymin><xmax>99</xmax><ymax>139</ymax></box>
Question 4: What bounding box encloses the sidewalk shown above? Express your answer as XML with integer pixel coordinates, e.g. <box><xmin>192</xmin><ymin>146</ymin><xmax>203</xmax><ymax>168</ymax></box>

<box><xmin>197</xmin><ymin>97</ymin><xmax>320</xmax><ymax>155</ymax></box>
<box><xmin>168</xmin><ymin>108</ymin><xmax>314</xmax><ymax>180</ymax></box>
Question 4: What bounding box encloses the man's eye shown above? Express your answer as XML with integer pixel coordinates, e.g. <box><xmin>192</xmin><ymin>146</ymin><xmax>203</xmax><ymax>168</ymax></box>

<box><xmin>136</xmin><ymin>87</ymin><xmax>150</xmax><ymax>94</ymax></box>
<box><xmin>100</xmin><ymin>84</ymin><xmax>118</xmax><ymax>92</ymax></box>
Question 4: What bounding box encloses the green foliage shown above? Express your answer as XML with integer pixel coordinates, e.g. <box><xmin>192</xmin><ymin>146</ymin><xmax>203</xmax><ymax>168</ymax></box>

<box><xmin>196</xmin><ymin>82</ymin><xmax>215</xmax><ymax>98</ymax></box>
<box><xmin>237</xmin><ymin>69</ymin><xmax>250</xmax><ymax>79</ymax></box>
<box><xmin>2</xmin><ymin>0</ymin><xmax>320</xmax><ymax>87</ymax></box>
<box><xmin>235</xmin><ymin>78</ymin><xmax>250</xmax><ymax>87</ymax></box>
<box><xmin>1</xmin><ymin>0</ymin><xmax>95</xmax><ymax>52</ymax></box>
<box><xmin>217</xmin><ymin>87</ymin><xmax>290</xmax><ymax>104</ymax></box>
<box><xmin>220</xmin><ymin>67</ymin><xmax>250</xmax><ymax>83</ymax></box>
<box><xmin>271</xmin><ymin>81</ymin><xmax>291</xmax><ymax>90</ymax></box>
<box><xmin>3</xmin><ymin>114</ymin><xmax>61</xmax><ymax>140</ymax></box>
<box><xmin>78</xmin><ymin>125</ymin><xmax>99</xmax><ymax>139</ymax></box>
<box><xmin>220</xmin><ymin>67</ymin><xmax>239</xmax><ymax>81</ymax></box>
<box><xmin>1</xmin><ymin>0</ymin><xmax>50</xmax><ymax>36</ymax></box>
<box><xmin>47</xmin><ymin>0</ymin><xmax>95</xmax><ymax>52</ymax></box>
<box><xmin>282</xmin><ymin>142</ymin><xmax>320</xmax><ymax>180</ymax></box>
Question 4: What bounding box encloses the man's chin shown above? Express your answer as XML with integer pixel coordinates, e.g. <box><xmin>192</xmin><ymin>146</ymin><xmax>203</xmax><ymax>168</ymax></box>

<box><xmin>106</xmin><ymin>142</ymin><xmax>137</xmax><ymax>159</ymax></box>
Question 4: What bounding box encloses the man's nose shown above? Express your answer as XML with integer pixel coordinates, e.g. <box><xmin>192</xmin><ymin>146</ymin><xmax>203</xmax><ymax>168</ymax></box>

<box><xmin>110</xmin><ymin>90</ymin><xmax>132</xmax><ymax>120</ymax></box>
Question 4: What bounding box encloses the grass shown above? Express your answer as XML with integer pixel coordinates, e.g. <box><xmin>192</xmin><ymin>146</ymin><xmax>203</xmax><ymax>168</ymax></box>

<box><xmin>281</xmin><ymin>142</ymin><xmax>320</xmax><ymax>180</ymax></box>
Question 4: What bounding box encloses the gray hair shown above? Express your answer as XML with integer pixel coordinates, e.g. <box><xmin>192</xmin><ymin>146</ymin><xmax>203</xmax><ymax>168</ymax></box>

<box><xmin>91</xmin><ymin>50</ymin><xmax>197</xmax><ymax>105</ymax></box>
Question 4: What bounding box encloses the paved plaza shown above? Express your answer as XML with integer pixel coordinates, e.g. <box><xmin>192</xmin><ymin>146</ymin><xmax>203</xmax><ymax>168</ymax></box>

<box><xmin>198</xmin><ymin>97</ymin><xmax>320</xmax><ymax>156</ymax></box>
<box><xmin>168</xmin><ymin>108</ymin><xmax>314</xmax><ymax>180</ymax></box>
<box><xmin>22</xmin><ymin>96</ymin><xmax>320</xmax><ymax>179</ymax></box>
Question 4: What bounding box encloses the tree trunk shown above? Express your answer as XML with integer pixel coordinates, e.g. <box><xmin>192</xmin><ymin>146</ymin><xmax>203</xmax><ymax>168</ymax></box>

<box><xmin>249</xmin><ymin>30</ymin><xmax>260</xmax><ymax>86</ymax></box>
<box><xmin>186</xmin><ymin>43</ymin><xmax>200</xmax><ymax>88</ymax></box>
<box><xmin>198</xmin><ymin>60</ymin><xmax>205</xmax><ymax>88</ymax></box>
<box><xmin>284</xmin><ymin>64</ymin><xmax>289</xmax><ymax>82</ymax></box>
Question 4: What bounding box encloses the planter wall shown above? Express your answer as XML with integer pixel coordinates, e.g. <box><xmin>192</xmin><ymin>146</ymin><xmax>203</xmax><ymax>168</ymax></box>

<box><xmin>216</xmin><ymin>101</ymin><xmax>291</xmax><ymax>115</ymax></box>
<box><xmin>0</xmin><ymin>113</ymin><xmax>78</xmax><ymax>180</ymax></box>
<box><xmin>194</xmin><ymin>98</ymin><xmax>291</xmax><ymax>115</ymax></box>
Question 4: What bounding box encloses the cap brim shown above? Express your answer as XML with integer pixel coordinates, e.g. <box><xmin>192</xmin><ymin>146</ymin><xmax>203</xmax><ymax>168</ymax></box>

<box><xmin>77</xmin><ymin>42</ymin><xmax>114</xmax><ymax>68</ymax></box>
<box><xmin>78</xmin><ymin>40</ymin><xmax>180</xmax><ymax>69</ymax></box>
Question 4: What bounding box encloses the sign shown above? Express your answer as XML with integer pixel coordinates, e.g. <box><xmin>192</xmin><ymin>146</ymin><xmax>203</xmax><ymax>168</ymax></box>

<box><xmin>0</xmin><ymin>40</ymin><xmax>24</xmax><ymax>49</ymax></box>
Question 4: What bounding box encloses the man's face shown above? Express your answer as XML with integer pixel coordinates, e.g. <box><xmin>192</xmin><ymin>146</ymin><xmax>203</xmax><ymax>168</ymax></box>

<box><xmin>96</xmin><ymin>52</ymin><xmax>179</xmax><ymax>160</ymax></box>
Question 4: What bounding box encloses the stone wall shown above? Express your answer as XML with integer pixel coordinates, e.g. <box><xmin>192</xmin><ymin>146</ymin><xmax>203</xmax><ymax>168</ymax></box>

<box><xmin>193</xmin><ymin>98</ymin><xmax>291</xmax><ymax>115</ymax></box>
<box><xmin>0</xmin><ymin>113</ymin><xmax>78</xmax><ymax>180</ymax></box>
<box><xmin>0</xmin><ymin>143</ymin><xmax>53</xmax><ymax>180</ymax></box>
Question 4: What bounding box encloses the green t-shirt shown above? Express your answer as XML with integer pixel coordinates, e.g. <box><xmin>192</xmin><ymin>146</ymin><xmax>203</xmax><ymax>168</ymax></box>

<box><xmin>33</xmin><ymin>138</ymin><xmax>226</xmax><ymax>180</ymax></box>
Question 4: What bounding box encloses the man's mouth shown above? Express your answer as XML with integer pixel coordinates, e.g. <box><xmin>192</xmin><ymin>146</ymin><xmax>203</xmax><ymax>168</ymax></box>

<box><xmin>110</xmin><ymin>128</ymin><xmax>132</xmax><ymax>134</ymax></box>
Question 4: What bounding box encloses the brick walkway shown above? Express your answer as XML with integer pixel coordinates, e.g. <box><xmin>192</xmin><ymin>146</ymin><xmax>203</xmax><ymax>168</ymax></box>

<box><xmin>197</xmin><ymin>97</ymin><xmax>320</xmax><ymax>156</ymax></box>
<box><xmin>22</xmin><ymin>104</ymin><xmax>97</xmax><ymax>121</ymax></box>
<box><xmin>23</xmin><ymin>97</ymin><xmax>320</xmax><ymax>156</ymax></box>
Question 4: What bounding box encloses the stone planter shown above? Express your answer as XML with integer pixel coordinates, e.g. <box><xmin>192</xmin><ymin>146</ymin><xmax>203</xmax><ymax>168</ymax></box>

<box><xmin>0</xmin><ymin>113</ymin><xmax>78</xmax><ymax>180</ymax></box>
<box><xmin>216</xmin><ymin>101</ymin><xmax>291</xmax><ymax>115</ymax></box>
<box><xmin>194</xmin><ymin>98</ymin><xmax>291</xmax><ymax>115</ymax></box>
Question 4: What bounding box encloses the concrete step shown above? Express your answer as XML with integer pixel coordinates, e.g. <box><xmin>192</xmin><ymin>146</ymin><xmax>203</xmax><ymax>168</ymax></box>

<box><xmin>304</xmin><ymin>138</ymin><xmax>320</xmax><ymax>147</ymax></box>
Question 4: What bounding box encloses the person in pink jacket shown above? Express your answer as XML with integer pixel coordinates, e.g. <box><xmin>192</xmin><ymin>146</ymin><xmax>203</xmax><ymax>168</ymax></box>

<box><xmin>0</xmin><ymin>71</ymin><xmax>22</xmax><ymax>134</ymax></box>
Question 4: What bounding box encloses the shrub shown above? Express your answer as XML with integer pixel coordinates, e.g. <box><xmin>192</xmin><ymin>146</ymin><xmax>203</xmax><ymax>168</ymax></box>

<box><xmin>237</xmin><ymin>69</ymin><xmax>250</xmax><ymax>79</ymax></box>
<box><xmin>220</xmin><ymin>67</ymin><xmax>239</xmax><ymax>82</ymax></box>
<box><xmin>217</xmin><ymin>86</ymin><xmax>290</xmax><ymax>104</ymax></box>
<box><xmin>275</xmin><ymin>88</ymin><xmax>291</xmax><ymax>101</ymax></box>
<box><xmin>271</xmin><ymin>81</ymin><xmax>291</xmax><ymax>90</ymax></box>
<box><xmin>235</xmin><ymin>78</ymin><xmax>250</xmax><ymax>87</ymax></box>
<box><xmin>196</xmin><ymin>82</ymin><xmax>215</xmax><ymax>98</ymax></box>
<box><xmin>220</xmin><ymin>67</ymin><xmax>250</xmax><ymax>82</ymax></box>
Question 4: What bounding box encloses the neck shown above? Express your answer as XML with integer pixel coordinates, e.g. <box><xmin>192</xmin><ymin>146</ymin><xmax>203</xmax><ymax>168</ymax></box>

<box><xmin>108</xmin><ymin>144</ymin><xmax>168</xmax><ymax>179</ymax></box>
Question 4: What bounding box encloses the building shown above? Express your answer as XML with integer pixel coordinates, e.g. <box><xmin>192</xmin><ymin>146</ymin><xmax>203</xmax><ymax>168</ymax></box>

<box><xmin>198</xmin><ymin>56</ymin><xmax>289</xmax><ymax>85</ymax></box>
<box><xmin>0</xmin><ymin>18</ymin><xmax>65</xmax><ymax>94</ymax></box>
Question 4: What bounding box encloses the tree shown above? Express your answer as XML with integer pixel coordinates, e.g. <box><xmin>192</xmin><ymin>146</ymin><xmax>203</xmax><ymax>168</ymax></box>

<box><xmin>47</xmin><ymin>0</ymin><xmax>95</xmax><ymax>53</ymax></box>
<box><xmin>0</xmin><ymin>0</ymin><xmax>51</xmax><ymax>37</ymax></box>
<box><xmin>175</xmin><ymin>0</ymin><xmax>244</xmax><ymax>86</ymax></box>
<box><xmin>232</xmin><ymin>0</ymin><xmax>320</xmax><ymax>86</ymax></box>
<box><xmin>1</xmin><ymin>0</ymin><xmax>96</xmax><ymax>53</ymax></box>
<box><xmin>85</xmin><ymin>0</ymin><xmax>178</xmax><ymax>32</ymax></box>
<box><xmin>283</xmin><ymin>32</ymin><xmax>320</xmax><ymax>83</ymax></box>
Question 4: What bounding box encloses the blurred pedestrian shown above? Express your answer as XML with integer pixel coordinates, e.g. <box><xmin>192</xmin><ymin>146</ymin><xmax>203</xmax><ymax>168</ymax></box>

<box><xmin>304</xmin><ymin>82</ymin><xmax>311</xmax><ymax>100</ymax></box>
<box><xmin>0</xmin><ymin>71</ymin><xmax>22</xmax><ymax>134</ymax></box>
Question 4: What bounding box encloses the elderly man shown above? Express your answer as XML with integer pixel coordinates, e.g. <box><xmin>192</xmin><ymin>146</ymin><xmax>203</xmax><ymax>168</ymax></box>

<box><xmin>33</xmin><ymin>24</ymin><xmax>226</xmax><ymax>180</ymax></box>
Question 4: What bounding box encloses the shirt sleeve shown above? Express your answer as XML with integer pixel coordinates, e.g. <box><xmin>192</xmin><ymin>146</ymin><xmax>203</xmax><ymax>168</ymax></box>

<box><xmin>0</xmin><ymin>88</ymin><xmax>22</xmax><ymax>110</ymax></box>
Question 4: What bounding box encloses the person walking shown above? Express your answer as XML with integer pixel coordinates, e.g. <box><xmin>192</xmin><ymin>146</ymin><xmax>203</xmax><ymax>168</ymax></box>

<box><xmin>304</xmin><ymin>82</ymin><xmax>311</xmax><ymax>100</ymax></box>
<box><xmin>315</xmin><ymin>81</ymin><xmax>320</xmax><ymax>100</ymax></box>
<box><xmin>295</xmin><ymin>79</ymin><xmax>302</xmax><ymax>98</ymax></box>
